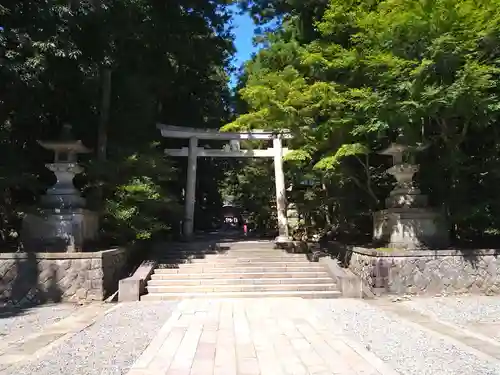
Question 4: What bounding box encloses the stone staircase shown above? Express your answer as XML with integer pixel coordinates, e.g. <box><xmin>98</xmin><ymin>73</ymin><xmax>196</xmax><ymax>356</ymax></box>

<box><xmin>141</xmin><ymin>240</ymin><xmax>341</xmax><ymax>300</ymax></box>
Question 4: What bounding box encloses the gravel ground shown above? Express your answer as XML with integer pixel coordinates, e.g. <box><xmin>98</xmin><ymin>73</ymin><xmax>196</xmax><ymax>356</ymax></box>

<box><xmin>0</xmin><ymin>303</ymin><xmax>80</xmax><ymax>343</ymax></box>
<box><xmin>402</xmin><ymin>296</ymin><xmax>500</xmax><ymax>341</ymax></box>
<box><xmin>312</xmin><ymin>299</ymin><xmax>500</xmax><ymax>375</ymax></box>
<box><xmin>402</xmin><ymin>296</ymin><xmax>500</xmax><ymax>324</ymax></box>
<box><xmin>2</xmin><ymin>301</ymin><xmax>178</xmax><ymax>375</ymax></box>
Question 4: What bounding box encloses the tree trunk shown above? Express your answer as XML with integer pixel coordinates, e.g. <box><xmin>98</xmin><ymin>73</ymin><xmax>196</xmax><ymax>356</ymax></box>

<box><xmin>97</xmin><ymin>67</ymin><xmax>112</xmax><ymax>162</ymax></box>
<box><xmin>94</xmin><ymin>67</ymin><xmax>112</xmax><ymax>210</ymax></box>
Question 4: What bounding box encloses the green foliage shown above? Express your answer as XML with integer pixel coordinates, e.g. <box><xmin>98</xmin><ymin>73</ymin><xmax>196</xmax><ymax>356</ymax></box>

<box><xmin>231</xmin><ymin>0</ymin><xmax>500</xmax><ymax>241</ymax></box>
<box><xmin>5</xmin><ymin>0</ymin><xmax>500</xmax><ymax>247</ymax></box>
<box><xmin>283</xmin><ymin>149</ymin><xmax>311</xmax><ymax>162</ymax></box>
<box><xmin>219</xmin><ymin>158</ymin><xmax>277</xmax><ymax>231</ymax></box>
<box><xmin>0</xmin><ymin>0</ymin><xmax>235</xmax><ymax>247</ymax></box>
<box><xmin>85</xmin><ymin>145</ymin><xmax>183</xmax><ymax>243</ymax></box>
<box><xmin>104</xmin><ymin>174</ymin><xmax>179</xmax><ymax>241</ymax></box>
<box><xmin>314</xmin><ymin>143</ymin><xmax>369</xmax><ymax>171</ymax></box>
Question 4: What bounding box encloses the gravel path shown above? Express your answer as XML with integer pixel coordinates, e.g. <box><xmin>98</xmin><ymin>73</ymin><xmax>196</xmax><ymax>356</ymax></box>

<box><xmin>3</xmin><ymin>297</ymin><xmax>500</xmax><ymax>375</ymax></box>
<box><xmin>3</xmin><ymin>301</ymin><xmax>178</xmax><ymax>375</ymax></box>
<box><xmin>0</xmin><ymin>303</ymin><xmax>80</xmax><ymax>343</ymax></box>
<box><xmin>402</xmin><ymin>295</ymin><xmax>500</xmax><ymax>321</ymax></box>
<box><xmin>402</xmin><ymin>296</ymin><xmax>500</xmax><ymax>342</ymax></box>
<box><xmin>312</xmin><ymin>299</ymin><xmax>500</xmax><ymax>375</ymax></box>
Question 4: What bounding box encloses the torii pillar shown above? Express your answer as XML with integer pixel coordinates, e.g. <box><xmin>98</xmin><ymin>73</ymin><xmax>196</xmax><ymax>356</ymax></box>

<box><xmin>157</xmin><ymin>124</ymin><xmax>293</xmax><ymax>244</ymax></box>
<box><xmin>273</xmin><ymin>136</ymin><xmax>290</xmax><ymax>242</ymax></box>
<box><xmin>184</xmin><ymin>137</ymin><xmax>198</xmax><ymax>238</ymax></box>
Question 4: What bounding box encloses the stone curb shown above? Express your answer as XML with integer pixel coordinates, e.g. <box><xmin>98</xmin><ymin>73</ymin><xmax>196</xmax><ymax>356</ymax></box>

<box><xmin>0</xmin><ymin>303</ymin><xmax>116</xmax><ymax>367</ymax></box>
<box><xmin>118</xmin><ymin>260</ymin><xmax>158</xmax><ymax>302</ymax></box>
<box><xmin>369</xmin><ymin>300</ymin><xmax>500</xmax><ymax>364</ymax></box>
<box><xmin>127</xmin><ymin>308</ymin><xmax>183</xmax><ymax>372</ymax></box>
<box><xmin>319</xmin><ymin>257</ymin><xmax>374</xmax><ymax>299</ymax></box>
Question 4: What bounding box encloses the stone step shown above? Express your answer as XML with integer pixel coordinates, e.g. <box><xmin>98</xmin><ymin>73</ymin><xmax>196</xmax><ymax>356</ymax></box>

<box><xmin>157</xmin><ymin>254</ymin><xmax>308</xmax><ymax>261</ymax></box>
<box><xmin>154</xmin><ymin>265</ymin><xmax>325</xmax><ymax>273</ymax></box>
<box><xmin>141</xmin><ymin>290</ymin><xmax>341</xmax><ymax>300</ymax></box>
<box><xmin>146</xmin><ymin>283</ymin><xmax>337</xmax><ymax>293</ymax></box>
<box><xmin>222</xmin><ymin>241</ymin><xmax>276</xmax><ymax>247</ymax></box>
<box><xmin>157</xmin><ymin>251</ymin><xmax>305</xmax><ymax>258</ymax></box>
<box><xmin>158</xmin><ymin>258</ymin><xmax>311</xmax><ymax>266</ymax></box>
<box><xmin>221</xmin><ymin>253</ymin><xmax>306</xmax><ymax>257</ymax></box>
<box><xmin>144</xmin><ymin>240</ymin><xmax>339</xmax><ymax>300</ymax></box>
<box><xmin>224</xmin><ymin>248</ymin><xmax>279</xmax><ymax>253</ymax></box>
<box><xmin>157</xmin><ymin>260</ymin><xmax>314</xmax><ymax>267</ymax></box>
<box><xmin>153</xmin><ymin>251</ymin><xmax>221</xmax><ymax>257</ymax></box>
<box><xmin>147</xmin><ymin>277</ymin><xmax>335</xmax><ymax>286</ymax></box>
<box><xmin>150</xmin><ymin>271</ymin><xmax>331</xmax><ymax>279</ymax></box>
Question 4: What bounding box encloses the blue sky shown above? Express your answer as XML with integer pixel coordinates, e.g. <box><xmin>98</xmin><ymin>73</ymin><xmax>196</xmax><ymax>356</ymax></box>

<box><xmin>230</xmin><ymin>9</ymin><xmax>259</xmax><ymax>86</ymax></box>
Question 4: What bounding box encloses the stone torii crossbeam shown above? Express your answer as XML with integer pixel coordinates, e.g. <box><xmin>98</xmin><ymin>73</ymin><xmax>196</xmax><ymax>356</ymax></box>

<box><xmin>157</xmin><ymin>124</ymin><xmax>294</xmax><ymax>244</ymax></box>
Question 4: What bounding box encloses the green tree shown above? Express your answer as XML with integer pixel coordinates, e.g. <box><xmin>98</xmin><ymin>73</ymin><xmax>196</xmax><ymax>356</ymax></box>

<box><xmin>0</xmin><ymin>0</ymin><xmax>236</xmax><ymax>247</ymax></box>
<box><xmin>229</xmin><ymin>0</ymin><xmax>500</xmax><ymax>241</ymax></box>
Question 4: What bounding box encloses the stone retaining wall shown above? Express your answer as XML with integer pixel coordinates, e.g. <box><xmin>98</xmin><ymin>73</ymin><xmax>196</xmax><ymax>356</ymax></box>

<box><xmin>348</xmin><ymin>247</ymin><xmax>500</xmax><ymax>295</ymax></box>
<box><xmin>0</xmin><ymin>248</ymin><xmax>127</xmax><ymax>306</ymax></box>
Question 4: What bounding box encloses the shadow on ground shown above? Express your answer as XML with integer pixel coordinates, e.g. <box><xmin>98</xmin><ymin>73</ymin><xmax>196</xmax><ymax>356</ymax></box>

<box><xmin>148</xmin><ymin>232</ymin><xmax>279</xmax><ymax>269</ymax></box>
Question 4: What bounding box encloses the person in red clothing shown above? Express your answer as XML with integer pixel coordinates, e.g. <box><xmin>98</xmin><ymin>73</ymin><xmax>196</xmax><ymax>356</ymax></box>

<box><xmin>243</xmin><ymin>222</ymin><xmax>248</xmax><ymax>237</ymax></box>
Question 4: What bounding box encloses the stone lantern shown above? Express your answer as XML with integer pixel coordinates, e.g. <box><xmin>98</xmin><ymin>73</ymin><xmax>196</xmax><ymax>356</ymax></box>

<box><xmin>21</xmin><ymin>124</ymin><xmax>99</xmax><ymax>252</ymax></box>
<box><xmin>373</xmin><ymin>143</ymin><xmax>448</xmax><ymax>249</ymax></box>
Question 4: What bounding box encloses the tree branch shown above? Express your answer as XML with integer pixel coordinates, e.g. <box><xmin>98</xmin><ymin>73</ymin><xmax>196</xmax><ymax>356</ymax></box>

<box><xmin>353</xmin><ymin>154</ymin><xmax>379</xmax><ymax>205</ymax></box>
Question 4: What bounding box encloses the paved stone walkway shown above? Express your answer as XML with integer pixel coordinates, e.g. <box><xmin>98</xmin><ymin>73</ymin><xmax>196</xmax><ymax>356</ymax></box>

<box><xmin>2</xmin><ymin>296</ymin><xmax>500</xmax><ymax>375</ymax></box>
<box><xmin>128</xmin><ymin>298</ymin><xmax>397</xmax><ymax>375</ymax></box>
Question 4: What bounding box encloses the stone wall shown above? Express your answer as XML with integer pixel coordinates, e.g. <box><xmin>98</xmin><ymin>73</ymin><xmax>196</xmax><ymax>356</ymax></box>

<box><xmin>347</xmin><ymin>247</ymin><xmax>500</xmax><ymax>295</ymax></box>
<box><xmin>0</xmin><ymin>248</ymin><xmax>127</xmax><ymax>306</ymax></box>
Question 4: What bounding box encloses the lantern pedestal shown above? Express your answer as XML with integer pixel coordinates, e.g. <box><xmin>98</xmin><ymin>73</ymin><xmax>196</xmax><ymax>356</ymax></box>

<box><xmin>21</xmin><ymin>124</ymin><xmax>97</xmax><ymax>252</ymax></box>
<box><xmin>373</xmin><ymin>144</ymin><xmax>449</xmax><ymax>249</ymax></box>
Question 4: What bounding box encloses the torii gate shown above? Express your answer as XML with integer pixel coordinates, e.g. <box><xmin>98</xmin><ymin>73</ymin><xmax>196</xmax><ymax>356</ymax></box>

<box><xmin>157</xmin><ymin>124</ymin><xmax>293</xmax><ymax>244</ymax></box>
